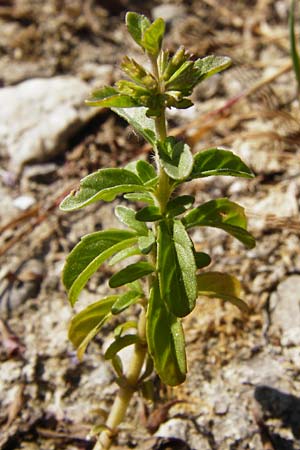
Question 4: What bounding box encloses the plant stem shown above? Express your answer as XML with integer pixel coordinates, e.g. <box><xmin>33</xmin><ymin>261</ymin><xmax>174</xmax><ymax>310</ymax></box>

<box><xmin>93</xmin><ymin>310</ymin><xmax>147</xmax><ymax>450</ymax></box>
<box><xmin>150</xmin><ymin>53</ymin><xmax>171</xmax><ymax>213</ymax></box>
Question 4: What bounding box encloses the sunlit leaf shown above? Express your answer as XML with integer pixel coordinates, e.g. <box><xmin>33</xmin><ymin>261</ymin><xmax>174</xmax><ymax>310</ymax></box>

<box><xmin>183</xmin><ymin>198</ymin><xmax>255</xmax><ymax>249</ymax></box>
<box><xmin>85</xmin><ymin>86</ymin><xmax>138</xmax><ymax>108</ymax></box>
<box><xmin>126</xmin><ymin>12</ymin><xmax>151</xmax><ymax>47</ymax></box>
<box><xmin>142</xmin><ymin>18</ymin><xmax>165</xmax><ymax>56</ymax></box>
<box><xmin>114</xmin><ymin>321</ymin><xmax>137</xmax><ymax>338</ymax></box>
<box><xmin>158</xmin><ymin>137</ymin><xmax>193</xmax><ymax>180</ymax></box>
<box><xmin>191</xmin><ymin>148</ymin><xmax>254</xmax><ymax>179</ymax></box>
<box><xmin>104</xmin><ymin>334</ymin><xmax>140</xmax><ymax>360</ymax></box>
<box><xmin>111</xmin><ymin>290</ymin><xmax>142</xmax><ymax>314</ymax></box>
<box><xmin>124</xmin><ymin>192</ymin><xmax>155</xmax><ymax>205</ymax></box>
<box><xmin>109</xmin><ymin>261</ymin><xmax>155</xmax><ymax>288</ymax></box>
<box><xmin>197</xmin><ymin>272</ymin><xmax>249</xmax><ymax>313</ymax></box>
<box><xmin>108</xmin><ymin>246</ymin><xmax>141</xmax><ymax>266</ymax></box>
<box><xmin>112</xmin><ymin>107</ymin><xmax>156</xmax><ymax>147</ymax></box>
<box><xmin>60</xmin><ymin>169</ymin><xmax>146</xmax><ymax>211</ymax></box>
<box><xmin>68</xmin><ymin>296</ymin><xmax>117</xmax><ymax>357</ymax></box>
<box><xmin>138</xmin><ymin>231</ymin><xmax>155</xmax><ymax>254</ymax></box>
<box><xmin>147</xmin><ymin>279</ymin><xmax>186</xmax><ymax>386</ymax></box>
<box><xmin>63</xmin><ymin>230</ymin><xmax>138</xmax><ymax>305</ymax></box>
<box><xmin>157</xmin><ymin>220</ymin><xmax>196</xmax><ymax>317</ymax></box>
<box><xmin>194</xmin><ymin>56</ymin><xmax>231</xmax><ymax>83</ymax></box>
<box><xmin>115</xmin><ymin>206</ymin><xmax>148</xmax><ymax>235</ymax></box>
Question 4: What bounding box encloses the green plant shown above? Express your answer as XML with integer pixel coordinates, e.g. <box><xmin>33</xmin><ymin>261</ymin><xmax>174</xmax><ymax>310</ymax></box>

<box><xmin>290</xmin><ymin>0</ymin><xmax>300</xmax><ymax>94</ymax></box>
<box><xmin>60</xmin><ymin>12</ymin><xmax>255</xmax><ymax>450</ymax></box>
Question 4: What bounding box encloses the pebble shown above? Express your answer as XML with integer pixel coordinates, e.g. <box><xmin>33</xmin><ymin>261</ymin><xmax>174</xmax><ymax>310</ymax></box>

<box><xmin>0</xmin><ymin>76</ymin><xmax>98</xmax><ymax>171</ymax></box>
<box><xmin>12</xmin><ymin>195</ymin><xmax>36</xmax><ymax>210</ymax></box>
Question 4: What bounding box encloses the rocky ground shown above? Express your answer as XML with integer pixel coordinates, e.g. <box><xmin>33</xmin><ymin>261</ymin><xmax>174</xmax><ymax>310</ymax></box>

<box><xmin>1</xmin><ymin>1</ymin><xmax>300</xmax><ymax>449</ymax></box>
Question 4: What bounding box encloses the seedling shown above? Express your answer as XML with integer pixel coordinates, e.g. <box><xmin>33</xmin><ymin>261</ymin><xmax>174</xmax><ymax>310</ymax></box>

<box><xmin>60</xmin><ymin>12</ymin><xmax>255</xmax><ymax>450</ymax></box>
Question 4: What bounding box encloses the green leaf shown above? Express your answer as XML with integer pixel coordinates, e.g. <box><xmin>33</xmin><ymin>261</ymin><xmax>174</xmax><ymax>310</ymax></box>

<box><xmin>114</xmin><ymin>320</ymin><xmax>137</xmax><ymax>338</ymax></box>
<box><xmin>63</xmin><ymin>230</ymin><xmax>138</xmax><ymax>306</ymax></box>
<box><xmin>109</xmin><ymin>261</ymin><xmax>155</xmax><ymax>288</ymax></box>
<box><xmin>142</xmin><ymin>18</ymin><xmax>165</xmax><ymax>56</ymax></box>
<box><xmin>165</xmin><ymin>61</ymin><xmax>195</xmax><ymax>92</ymax></box>
<box><xmin>111</xmin><ymin>290</ymin><xmax>142</xmax><ymax>315</ymax></box>
<box><xmin>138</xmin><ymin>231</ymin><xmax>155</xmax><ymax>254</ymax></box>
<box><xmin>183</xmin><ymin>198</ymin><xmax>255</xmax><ymax>249</ymax></box>
<box><xmin>60</xmin><ymin>168</ymin><xmax>146</xmax><ymax>211</ymax></box>
<box><xmin>289</xmin><ymin>0</ymin><xmax>300</xmax><ymax>90</ymax></box>
<box><xmin>136</xmin><ymin>160</ymin><xmax>157</xmax><ymax>183</ymax></box>
<box><xmin>104</xmin><ymin>334</ymin><xmax>140</xmax><ymax>360</ymax></box>
<box><xmin>112</xmin><ymin>354</ymin><xmax>123</xmax><ymax>377</ymax></box>
<box><xmin>108</xmin><ymin>246</ymin><xmax>141</xmax><ymax>266</ymax></box>
<box><xmin>68</xmin><ymin>296</ymin><xmax>117</xmax><ymax>355</ymax></box>
<box><xmin>121</xmin><ymin>56</ymin><xmax>157</xmax><ymax>91</ymax></box>
<box><xmin>158</xmin><ymin>137</ymin><xmax>193</xmax><ymax>180</ymax></box>
<box><xmin>194</xmin><ymin>55</ymin><xmax>231</xmax><ymax>83</ymax></box>
<box><xmin>112</xmin><ymin>107</ymin><xmax>156</xmax><ymax>147</ymax></box>
<box><xmin>126</xmin><ymin>12</ymin><xmax>151</xmax><ymax>47</ymax></box>
<box><xmin>190</xmin><ymin>148</ymin><xmax>254</xmax><ymax>179</ymax></box>
<box><xmin>124</xmin><ymin>192</ymin><xmax>155</xmax><ymax>205</ymax></box>
<box><xmin>115</xmin><ymin>206</ymin><xmax>148</xmax><ymax>235</ymax></box>
<box><xmin>86</xmin><ymin>86</ymin><xmax>138</xmax><ymax>108</ymax></box>
<box><xmin>173</xmin><ymin>220</ymin><xmax>198</xmax><ymax>308</ymax></box>
<box><xmin>197</xmin><ymin>272</ymin><xmax>249</xmax><ymax>313</ymax></box>
<box><xmin>147</xmin><ymin>279</ymin><xmax>186</xmax><ymax>386</ymax></box>
<box><xmin>157</xmin><ymin>220</ymin><xmax>196</xmax><ymax>317</ymax></box>
<box><xmin>194</xmin><ymin>252</ymin><xmax>211</xmax><ymax>269</ymax></box>
<box><xmin>166</xmin><ymin>195</ymin><xmax>195</xmax><ymax>217</ymax></box>
<box><xmin>135</xmin><ymin>206</ymin><xmax>162</xmax><ymax>222</ymax></box>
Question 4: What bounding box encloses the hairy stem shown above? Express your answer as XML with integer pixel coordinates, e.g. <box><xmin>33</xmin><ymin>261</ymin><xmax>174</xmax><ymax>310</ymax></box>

<box><xmin>93</xmin><ymin>310</ymin><xmax>147</xmax><ymax>450</ymax></box>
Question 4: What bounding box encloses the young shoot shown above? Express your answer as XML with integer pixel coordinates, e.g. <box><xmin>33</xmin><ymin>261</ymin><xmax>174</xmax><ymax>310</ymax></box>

<box><xmin>60</xmin><ymin>11</ymin><xmax>255</xmax><ymax>450</ymax></box>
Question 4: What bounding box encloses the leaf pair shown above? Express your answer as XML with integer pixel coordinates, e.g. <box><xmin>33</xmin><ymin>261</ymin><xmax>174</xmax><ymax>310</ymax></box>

<box><xmin>126</xmin><ymin>12</ymin><xmax>165</xmax><ymax>57</ymax></box>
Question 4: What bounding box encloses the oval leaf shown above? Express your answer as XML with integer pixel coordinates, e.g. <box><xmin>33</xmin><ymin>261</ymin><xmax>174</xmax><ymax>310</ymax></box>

<box><xmin>183</xmin><ymin>198</ymin><xmax>255</xmax><ymax>249</ymax></box>
<box><xmin>135</xmin><ymin>206</ymin><xmax>162</xmax><ymax>222</ymax></box>
<box><xmin>126</xmin><ymin>12</ymin><xmax>151</xmax><ymax>47</ymax></box>
<box><xmin>158</xmin><ymin>220</ymin><xmax>196</xmax><ymax>317</ymax></box>
<box><xmin>115</xmin><ymin>205</ymin><xmax>148</xmax><ymax>235</ymax></box>
<box><xmin>147</xmin><ymin>279</ymin><xmax>186</xmax><ymax>386</ymax></box>
<box><xmin>109</xmin><ymin>261</ymin><xmax>155</xmax><ymax>288</ymax></box>
<box><xmin>194</xmin><ymin>55</ymin><xmax>232</xmax><ymax>83</ymax></box>
<box><xmin>68</xmin><ymin>296</ymin><xmax>117</xmax><ymax>356</ymax></box>
<box><xmin>158</xmin><ymin>137</ymin><xmax>193</xmax><ymax>180</ymax></box>
<box><xmin>111</xmin><ymin>290</ymin><xmax>142</xmax><ymax>315</ymax></box>
<box><xmin>112</xmin><ymin>107</ymin><xmax>156</xmax><ymax>147</ymax></box>
<box><xmin>109</xmin><ymin>246</ymin><xmax>141</xmax><ymax>266</ymax></box>
<box><xmin>190</xmin><ymin>148</ymin><xmax>254</xmax><ymax>179</ymax></box>
<box><xmin>63</xmin><ymin>230</ymin><xmax>138</xmax><ymax>306</ymax></box>
<box><xmin>60</xmin><ymin>168</ymin><xmax>146</xmax><ymax>211</ymax></box>
<box><xmin>124</xmin><ymin>192</ymin><xmax>155</xmax><ymax>205</ymax></box>
<box><xmin>166</xmin><ymin>195</ymin><xmax>195</xmax><ymax>217</ymax></box>
<box><xmin>142</xmin><ymin>18</ymin><xmax>165</xmax><ymax>56</ymax></box>
<box><xmin>86</xmin><ymin>86</ymin><xmax>138</xmax><ymax>108</ymax></box>
<box><xmin>104</xmin><ymin>334</ymin><xmax>140</xmax><ymax>360</ymax></box>
<box><xmin>197</xmin><ymin>272</ymin><xmax>249</xmax><ymax>313</ymax></box>
<box><xmin>138</xmin><ymin>231</ymin><xmax>155</xmax><ymax>254</ymax></box>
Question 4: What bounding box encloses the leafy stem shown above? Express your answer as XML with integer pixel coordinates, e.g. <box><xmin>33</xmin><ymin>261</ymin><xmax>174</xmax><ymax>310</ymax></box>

<box><xmin>60</xmin><ymin>11</ymin><xmax>255</xmax><ymax>450</ymax></box>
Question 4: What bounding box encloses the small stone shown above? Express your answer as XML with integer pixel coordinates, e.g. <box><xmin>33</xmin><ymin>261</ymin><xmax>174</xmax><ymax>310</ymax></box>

<box><xmin>269</xmin><ymin>275</ymin><xmax>300</xmax><ymax>346</ymax></box>
<box><xmin>13</xmin><ymin>195</ymin><xmax>36</xmax><ymax>210</ymax></box>
<box><xmin>0</xmin><ymin>76</ymin><xmax>98</xmax><ymax>171</ymax></box>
